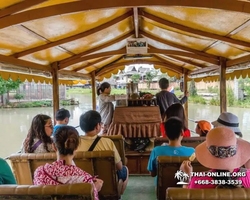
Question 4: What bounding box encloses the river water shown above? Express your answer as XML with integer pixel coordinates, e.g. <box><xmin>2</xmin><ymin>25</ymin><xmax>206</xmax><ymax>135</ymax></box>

<box><xmin>1</xmin><ymin>94</ymin><xmax>250</xmax><ymax>159</ymax></box>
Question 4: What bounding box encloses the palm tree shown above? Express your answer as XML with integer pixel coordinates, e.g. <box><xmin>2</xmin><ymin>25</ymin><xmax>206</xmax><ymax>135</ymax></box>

<box><xmin>175</xmin><ymin>170</ymin><xmax>183</xmax><ymax>180</ymax></box>
<box><xmin>145</xmin><ymin>71</ymin><xmax>157</xmax><ymax>89</ymax></box>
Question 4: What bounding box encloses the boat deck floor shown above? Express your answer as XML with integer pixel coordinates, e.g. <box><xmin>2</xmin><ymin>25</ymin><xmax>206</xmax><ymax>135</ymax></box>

<box><xmin>122</xmin><ymin>175</ymin><xmax>156</xmax><ymax>200</ymax></box>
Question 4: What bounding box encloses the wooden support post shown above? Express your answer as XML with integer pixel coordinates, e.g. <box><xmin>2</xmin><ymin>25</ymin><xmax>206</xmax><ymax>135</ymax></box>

<box><xmin>183</xmin><ymin>69</ymin><xmax>188</xmax><ymax>128</ymax></box>
<box><xmin>51</xmin><ymin>62</ymin><xmax>59</xmax><ymax>123</ymax></box>
<box><xmin>220</xmin><ymin>57</ymin><xmax>227</xmax><ymax>113</ymax></box>
<box><xmin>91</xmin><ymin>71</ymin><xmax>96</xmax><ymax>110</ymax></box>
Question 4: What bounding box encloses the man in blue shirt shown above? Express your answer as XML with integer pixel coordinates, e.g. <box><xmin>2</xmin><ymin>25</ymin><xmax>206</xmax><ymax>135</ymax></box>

<box><xmin>147</xmin><ymin>117</ymin><xmax>195</xmax><ymax>184</ymax></box>
<box><xmin>52</xmin><ymin>108</ymin><xmax>70</xmax><ymax>136</ymax></box>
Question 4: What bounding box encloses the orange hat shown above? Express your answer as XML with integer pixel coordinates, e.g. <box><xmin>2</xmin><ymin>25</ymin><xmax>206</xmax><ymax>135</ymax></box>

<box><xmin>196</xmin><ymin>120</ymin><xmax>211</xmax><ymax>133</ymax></box>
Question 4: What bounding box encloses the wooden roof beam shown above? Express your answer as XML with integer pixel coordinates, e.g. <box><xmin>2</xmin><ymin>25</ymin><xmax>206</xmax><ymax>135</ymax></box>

<box><xmin>148</xmin><ymin>46</ymin><xmax>219</xmax><ymax>65</ymax></box>
<box><xmin>2</xmin><ymin>0</ymin><xmax>250</xmax><ymax>29</ymax></box>
<box><xmin>167</xmin><ymin>55</ymin><xmax>207</xmax><ymax>68</ymax></box>
<box><xmin>96</xmin><ymin>60</ymin><xmax>184</xmax><ymax>77</ymax></box>
<box><xmin>0</xmin><ymin>0</ymin><xmax>48</xmax><ymax>18</ymax></box>
<box><xmin>74</xmin><ymin>57</ymin><xmax>112</xmax><ymax>72</ymax></box>
<box><xmin>188</xmin><ymin>65</ymin><xmax>219</xmax><ymax>75</ymax></box>
<box><xmin>140</xmin><ymin>10</ymin><xmax>250</xmax><ymax>48</ymax></box>
<box><xmin>13</xmin><ymin>11</ymin><xmax>133</xmax><ymax>58</ymax></box>
<box><xmin>59</xmin><ymin>49</ymin><xmax>127</xmax><ymax>70</ymax></box>
<box><xmin>133</xmin><ymin>8</ymin><xmax>139</xmax><ymax>38</ymax></box>
<box><xmin>59</xmin><ymin>70</ymin><xmax>90</xmax><ymax>79</ymax></box>
<box><xmin>59</xmin><ymin>31</ymin><xmax>134</xmax><ymax>67</ymax></box>
<box><xmin>140</xmin><ymin>30</ymin><xmax>218</xmax><ymax>60</ymax></box>
<box><xmin>226</xmin><ymin>54</ymin><xmax>250</xmax><ymax>67</ymax></box>
<box><xmin>0</xmin><ymin>54</ymin><xmax>51</xmax><ymax>72</ymax></box>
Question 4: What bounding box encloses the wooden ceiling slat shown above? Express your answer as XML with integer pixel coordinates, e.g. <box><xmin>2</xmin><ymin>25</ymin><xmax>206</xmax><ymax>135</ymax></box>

<box><xmin>141</xmin><ymin>30</ymin><xmax>218</xmax><ymax>60</ymax></box>
<box><xmin>188</xmin><ymin>65</ymin><xmax>219</xmax><ymax>75</ymax></box>
<box><xmin>226</xmin><ymin>54</ymin><xmax>250</xmax><ymax>67</ymax></box>
<box><xmin>59</xmin><ymin>70</ymin><xmax>90</xmax><ymax>79</ymax></box>
<box><xmin>167</xmin><ymin>55</ymin><xmax>207</xmax><ymax>68</ymax></box>
<box><xmin>60</xmin><ymin>31</ymin><xmax>134</xmax><ymax>65</ymax></box>
<box><xmin>13</xmin><ymin>11</ymin><xmax>133</xmax><ymax>58</ymax></box>
<box><xmin>0</xmin><ymin>0</ymin><xmax>48</xmax><ymax>18</ymax></box>
<box><xmin>148</xmin><ymin>46</ymin><xmax>219</xmax><ymax>65</ymax></box>
<box><xmin>96</xmin><ymin>60</ymin><xmax>184</xmax><ymax>77</ymax></box>
<box><xmin>133</xmin><ymin>7</ymin><xmax>139</xmax><ymax>38</ymax></box>
<box><xmin>0</xmin><ymin>54</ymin><xmax>50</xmax><ymax>72</ymax></box>
<box><xmin>1</xmin><ymin>0</ymin><xmax>250</xmax><ymax>29</ymax></box>
<box><xmin>153</xmin><ymin>54</ymin><xmax>185</xmax><ymax>71</ymax></box>
<box><xmin>74</xmin><ymin>57</ymin><xmax>111</xmax><ymax>72</ymax></box>
<box><xmin>140</xmin><ymin>11</ymin><xmax>250</xmax><ymax>48</ymax></box>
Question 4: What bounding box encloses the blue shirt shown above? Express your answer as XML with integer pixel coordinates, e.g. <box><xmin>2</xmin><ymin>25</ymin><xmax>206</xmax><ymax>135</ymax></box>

<box><xmin>147</xmin><ymin>145</ymin><xmax>195</xmax><ymax>185</ymax></box>
<box><xmin>52</xmin><ymin>125</ymin><xmax>66</xmax><ymax>136</ymax></box>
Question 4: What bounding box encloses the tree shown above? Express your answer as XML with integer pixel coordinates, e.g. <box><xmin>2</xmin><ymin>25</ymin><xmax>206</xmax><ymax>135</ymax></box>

<box><xmin>131</xmin><ymin>74</ymin><xmax>140</xmax><ymax>83</ymax></box>
<box><xmin>189</xmin><ymin>79</ymin><xmax>197</xmax><ymax>96</ymax></box>
<box><xmin>145</xmin><ymin>71</ymin><xmax>157</xmax><ymax>89</ymax></box>
<box><xmin>0</xmin><ymin>77</ymin><xmax>22</xmax><ymax>103</ymax></box>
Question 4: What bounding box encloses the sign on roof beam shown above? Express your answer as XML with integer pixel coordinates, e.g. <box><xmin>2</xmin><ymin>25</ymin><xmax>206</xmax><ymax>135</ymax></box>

<box><xmin>3</xmin><ymin>0</ymin><xmax>250</xmax><ymax>29</ymax></box>
<box><xmin>0</xmin><ymin>0</ymin><xmax>48</xmax><ymax>18</ymax></box>
<box><xmin>59</xmin><ymin>31</ymin><xmax>134</xmax><ymax>66</ymax></box>
<box><xmin>13</xmin><ymin>11</ymin><xmax>133</xmax><ymax>58</ymax></box>
<box><xmin>133</xmin><ymin>8</ymin><xmax>139</xmax><ymax>38</ymax></box>
<box><xmin>140</xmin><ymin>11</ymin><xmax>250</xmax><ymax>48</ymax></box>
<box><xmin>140</xmin><ymin>30</ymin><xmax>218</xmax><ymax>60</ymax></box>
<box><xmin>0</xmin><ymin>54</ymin><xmax>51</xmax><ymax>72</ymax></box>
<box><xmin>74</xmin><ymin>57</ymin><xmax>112</xmax><ymax>72</ymax></box>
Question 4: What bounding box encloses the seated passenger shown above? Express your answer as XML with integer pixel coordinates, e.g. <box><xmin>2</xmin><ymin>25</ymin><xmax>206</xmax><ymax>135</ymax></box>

<box><xmin>0</xmin><ymin>158</ymin><xmax>16</xmax><ymax>184</ymax></box>
<box><xmin>78</xmin><ymin>110</ymin><xmax>128</xmax><ymax>195</ymax></box>
<box><xmin>195</xmin><ymin>120</ymin><xmax>211</xmax><ymax>136</ymax></box>
<box><xmin>212</xmin><ymin>112</ymin><xmax>242</xmax><ymax>138</ymax></box>
<box><xmin>180</xmin><ymin>127</ymin><xmax>250</xmax><ymax>188</ymax></box>
<box><xmin>148</xmin><ymin>117</ymin><xmax>195</xmax><ymax>184</ymax></box>
<box><xmin>33</xmin><ymin>126</ymin><xmax>103</xmax><ymax>200</ymax></box>
<box><xmin>161</xmin><ymin>103</ymin><xmax>191</xmax><ymax>137</ymax></box>
<box><xmin>21</xmin><ymin>114</ymin><xmax>54</xmax><ymax>153</ymax></box>
<box><xmin>53</xmin><ymin>108</ymin><xmax>70</xmax><ymax>136</ymax></box>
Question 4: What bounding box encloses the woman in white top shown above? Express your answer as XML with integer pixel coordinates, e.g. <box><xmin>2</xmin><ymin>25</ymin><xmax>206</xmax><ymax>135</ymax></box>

<box><xmin>97</xmin><ymin>82</ymin><xmax>115</xmax><ymax>134</ymax></box>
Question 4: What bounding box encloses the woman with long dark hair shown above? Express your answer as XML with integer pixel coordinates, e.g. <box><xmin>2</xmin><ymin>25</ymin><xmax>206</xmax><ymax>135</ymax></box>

<box><xmin>162</xmin><ymin>103</ymin><xmax>190</xmax><ymax>137</ymax></box>
<box><xmin>34</xmin><ymin>126</ymin><xmax>103</xmax><ymax>200</ymax></box>
<box><xmin>97</xmin><ymin>82</ymin><xmax>115</xmax><ymax>134</ymax></box>
<box><xmin>21</xmin><ymin>114</ymin><xmax>54</xmax><ymax>153</ymax></box>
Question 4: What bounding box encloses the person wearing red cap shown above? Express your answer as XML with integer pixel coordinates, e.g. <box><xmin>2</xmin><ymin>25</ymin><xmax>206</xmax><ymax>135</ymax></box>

<box><xmin>195</xmin><ymin>120</ymin><xmax>211</xmax><ymax>137</ymax></box>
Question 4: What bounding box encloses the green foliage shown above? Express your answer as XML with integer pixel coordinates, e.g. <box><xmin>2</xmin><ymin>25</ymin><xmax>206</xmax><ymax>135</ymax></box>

<box><xmin>210</xmin><ymin>97</ymin><xmax>220</xmax><ymax>106</ymax></box>
<box><xmin>189</xmin><ymin>80</ymin><xmax>197</xmax><ymax>96</ymax></box>
<box><xmin>227</xmin><ymin>87</ymin><xmax>235</xmax><ymax>107</ymax></box>
<box><xmin>145</xmin><ymin>71</ymin><xmax>157</xmax><ymax>89</ymax></box>
<box><xmin>14</xmin><ymin>93</ymin><xmax>24</xmax><ymax>101</ymax></box>
<box><xmin>0</xmin><ymin>77</ymin><xmax>22</xmax><ymax>95</ymax></box>
<box><xmin>239</xmin><ymin>77</ymin><xmax>250</xmax><ymax>95</ymax></box>
<box><xmin>207</xmin><ymin>86</ymin><xmax>219</xmax><ymax>93</ymax></box>
<box><xmin>131</xmin><ymin>74</ymin><xmax>141</xmax><ymax>83</ymax></box>
<box><xmin>60</xmin><ymin>100</ymin><xmax>71</xmax><ymax>106</ymax></box>
<box><xmin>189</xmin><ymin>95</ymin><xmax>206</xmax><ymax>104</ymax></box>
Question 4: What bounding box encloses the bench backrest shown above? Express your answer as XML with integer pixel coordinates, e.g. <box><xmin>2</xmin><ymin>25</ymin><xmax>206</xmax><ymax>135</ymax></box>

<box><xmin>157</xmin><ymin>156</ymin><xmax>209</xmax><ymax>200</ymax></box>
<box><xmin>154</xmin><ymin>137</ymin><xmax>206</xmax><ymax>148</ymax></box>
<box><xmin>166</xmin><ymin>188</ymin><xmax>250</xmax><ymax>200</ymax></box>
<box><xmin>101</xmin><ymin>135</ymin><xmax>126</xmax><ymax>164</ymax></box>
<box><xmin>8</xmin><ymin>151</ymin><xmax>118</xmax><ymax>199</ymax></box>
<box><xmin>0</xmin><ymin>183</ymin><xmax>94</xmax><ymax>200</ymax></box>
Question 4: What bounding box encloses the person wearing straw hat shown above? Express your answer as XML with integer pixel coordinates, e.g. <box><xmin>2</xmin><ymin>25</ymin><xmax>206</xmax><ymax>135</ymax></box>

<box><xmin>212</xmin><ymin>112</ymin><xmax>242</xmax><ymax>138</ymax></box>
<box><xmin>180</xmin><ymin>127</ymin><xmax>250</xmax><ymax>189</ymax></box>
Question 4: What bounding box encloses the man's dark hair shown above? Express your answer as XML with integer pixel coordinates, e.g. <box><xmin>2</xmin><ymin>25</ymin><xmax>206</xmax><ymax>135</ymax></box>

<box><xmin>56</xmin><ymin>108</ymin><xmax>70</xmax><ymax>121</ymax></box>
<box><xmin>80</xmin><ymin>110</ymin><xmax>101</xmax><ymax>132</ymax></box>
<box><xmin>164</xmin><ymin>117</ymin><xmax>184</xmax><ymax>140</ymax></box>
<box><xmin>159</xmin><ymin>78</ymin><xmax>169</xmax><ymax>89</ymax></box>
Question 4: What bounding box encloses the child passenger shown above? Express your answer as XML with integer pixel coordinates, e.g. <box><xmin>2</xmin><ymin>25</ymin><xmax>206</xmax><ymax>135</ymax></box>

<box><xmin>148</xmin><ymin>117</ymin><xmax>195</xmax><ymax>184</ymax></box>
<box><xmin>33</xmin><ymin>126</ymin><xmax>103</xmax><ymax>200</ymax></box>
<box><xmin>97</xmin><ymin>82</ymin><xmax>115</xmax><ymax>134</ymax></box>
<box><xmin>53</xmin><ymin>108</ymin><xmax>70</xmax><ymax>136</ymax></box>
<box><xmin>21</xmin><ymin>114</ymin><xmax>54</xmax><ymax>153</ymax></box>
<box><xmin>195</xmin><ymin>120</ymin><xmax>211</xmax><ymax>136</ymax></box>
<box><xmin>78</xmin><ymin>110</ymin><xmax>129</xmax><ymax>195</ymax></box>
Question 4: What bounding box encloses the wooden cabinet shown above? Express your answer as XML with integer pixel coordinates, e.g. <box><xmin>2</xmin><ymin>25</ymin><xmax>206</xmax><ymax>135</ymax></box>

<box><xmin>126</xmin><ymin>151</ymin><xmax>150</xmax><ymax>175</ymax></box>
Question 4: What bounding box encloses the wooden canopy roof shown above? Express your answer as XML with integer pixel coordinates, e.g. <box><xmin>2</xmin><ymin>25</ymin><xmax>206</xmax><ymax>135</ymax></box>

<box><xmin>1</xmin><ymin>0</ymin><xmax>250</xmax><ymax>83</ymax></box>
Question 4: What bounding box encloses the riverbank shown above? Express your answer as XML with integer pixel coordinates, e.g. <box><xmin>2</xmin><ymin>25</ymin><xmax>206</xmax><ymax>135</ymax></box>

<box><xmin>0</xmin><ymin>99</ymin><xmax>79</xmax><ymax>108</ymax></box>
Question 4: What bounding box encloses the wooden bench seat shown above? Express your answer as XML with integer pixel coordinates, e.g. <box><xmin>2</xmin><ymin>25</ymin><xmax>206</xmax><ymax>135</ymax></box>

<box><xmin>154</xmin><ymin>137</ymin><xmax>206</xmax><ymax>148</ymax></box>
<box><xmin>166</xmin><ymin>188</ymin><xmax>250</xmax><ymax>200</ymax></box>
<box><xmin>0</xmin><ymin>183</ymin><xmax>94</xmax><ymax>200</ymax></box>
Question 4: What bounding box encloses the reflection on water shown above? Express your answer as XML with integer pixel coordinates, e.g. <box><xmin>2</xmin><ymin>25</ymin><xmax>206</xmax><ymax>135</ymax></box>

<box><xmin>0</xmin><ymin>94</ymin><xmax>250</xmax><ymax>158</ymax></box>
